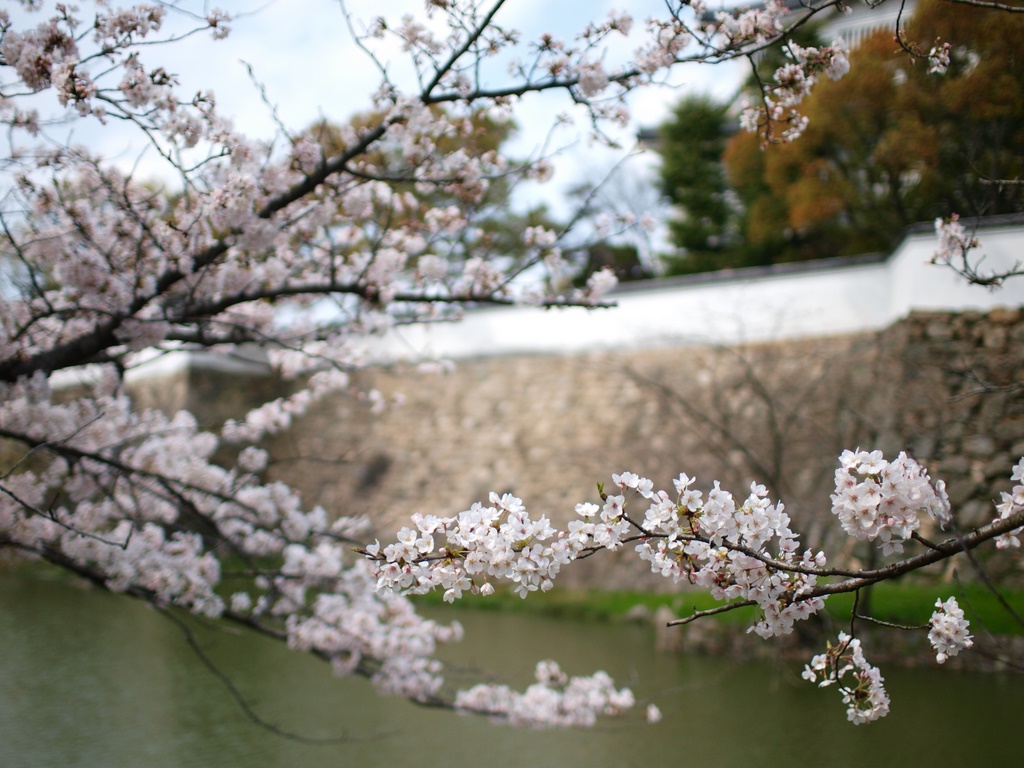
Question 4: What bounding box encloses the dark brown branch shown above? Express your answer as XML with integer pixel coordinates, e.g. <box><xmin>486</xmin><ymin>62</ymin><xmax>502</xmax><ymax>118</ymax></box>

<box><xmin>804</xmin><ymin>510</ymin><xmax>1024</xmax><ymax>599</ymax></box>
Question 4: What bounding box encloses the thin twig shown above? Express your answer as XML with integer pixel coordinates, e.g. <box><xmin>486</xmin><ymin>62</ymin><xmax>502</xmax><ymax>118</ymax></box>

<box><xmin>667</xmin><ymin>600</ymin><xmax>756</xmax><ymax>626</ymax></box>
<box><xmin>156</xmin><ymin>606</ymin><xmax>353</xmax><ymax>744</ymax></box>
<box><xmin>854</xmin><ymin>614</ymin><xmax>928</xmax><ymax>631</ymax></box>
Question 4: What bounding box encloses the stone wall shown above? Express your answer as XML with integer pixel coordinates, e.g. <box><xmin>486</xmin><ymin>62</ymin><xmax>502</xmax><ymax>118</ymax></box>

<box><xmin>879</xmin><ymin>308</ymin><xmax>1024</xmax><ymax>529</ymax></box>
<box><xmin>163</xmin><ymin>307</ymin><xmax>1024</xmax><ymax>590</ymax></box>
<box><xmin>121</xmin><ymin>307</ymin><xmax>1024</xmax><ymax>589</ymax></box>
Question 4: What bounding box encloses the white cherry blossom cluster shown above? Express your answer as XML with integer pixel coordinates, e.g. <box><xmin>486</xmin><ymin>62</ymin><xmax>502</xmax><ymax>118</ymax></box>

<box><xmin>1</xmin><ymin>11</ymin><xmax>87</xmax><ymax>93</ymax></box>
<box><xmin>632</xmin><ymin>475</ymin><xmax>827</xmax><ymax>639</ymax></box>
<box><xmin>932</xmin><ymin>214</ymin><xmax>979</xmax><ymax>268</ymax></box>
<box><xmin>3</xmin><ymin>8</ymin><xmax>763</xmax><ymax>727</ymax></box>
<box><xmin>0</xmin><ymin>367</ymin><xmax>475</xmax><ymax>707</ymax></box>
<box><xmin>801</xmin><ymin>633</ymin><xmax>891</xmax><ymax>724</ymax></box>
<box><xmin>365</xmin><ymin>491</ymin><xmax>584</xmax><ymax>601</ymax></box>
<box><xmin>831</xmin><ymin>449</ymin><xmax>951</xmax><ymax>555</ymax></box>
<box><xmin>583</xmin><ymin>267</ymin><xmax>619</xmax><ymax>303</ymax></box>
<box><xmin>928</xmin><ymin>39</ymin><xmax>952</xmax><ymax>75</ymax></box>
<box><xmin>713</xmin><ymin>0</ymin><xmax>786</xmax><ymax>48</ymax></box>
<box><xmin>740</xmin><ymin>39</ymin><xmax>850</xmax><ymax>142</ymax></box>
<box><xmin>280</xmin><ymin>559</ymin><xmax>465</xmax><ymax>700</ymax></box>
<box><xmin>371</xmin><ymin>452</ymin><xmax>1024</xmax><ymax>723</ymax></box>
<box><xmin>454</xmin><ymin>660</ymin><xmax>635</xmax><ymax>728</ymax></box>
<box><xmin>994</xmin><ymin>458</ymin><xmax>1024</xmax><ymax>549</ymax></box>
<box><xmin>368</xmin><ymin>470</ymin><xmax>828</xmax><ymax>639</ymax></box>
<box><xmin>0</xmin><ymin>3</ymin><xmax>229</xmax><ymax>138</ymax></box>
<box><xmin>929</xmin><ymin>215</ymin><xmax>1020</xmax><ymax>286</ymax></box>
<box><xmin>928</xmin><ymin>597</ymin><xmax>973</xmax><ymax>664</ymax></box>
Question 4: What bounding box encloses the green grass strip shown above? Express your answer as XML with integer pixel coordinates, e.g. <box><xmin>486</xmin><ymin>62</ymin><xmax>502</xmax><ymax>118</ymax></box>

<box><xmin>414</xmin><ymin>581</ymin><xmax>1024</xmax><ymax>635</ymax></box>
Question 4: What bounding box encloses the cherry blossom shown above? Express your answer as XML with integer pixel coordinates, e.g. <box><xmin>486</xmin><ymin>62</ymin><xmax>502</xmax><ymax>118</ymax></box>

<box><xmin>371</xmin><ymin>451</ymin><xmax>1024</xmax><ymax>722</ymax></box>
<box><xmin>801</xmin><ymin>633</ymin><xmax>891</xmax><ymax>724</ymax></box>
<box><xmin>454</xmin><ymin>660</ymin><xmax>635</xmax><ymax>728</ymax></box>
<box><xmin>994</xmin><ymin>458</ymin><xmax>1024</xmax><ymax>550</ymax></box>
<box><xmin>739</xmin><ymin>39</ymin><xmax>851</xmax><ymax>143</ymax></box>
<box><xmin>2</xmin><ymin>0</ymin><xmax>1023</xmax><ymax>731</ymax></box>
<box><xmin>831</xmin><ymin>449</ymin><xmax>951</xmax><ymax>555</ymax></box>
<box><xmin>933</xmin><ymin>214</ymin><xmax>979</xmax><ymax>268</ymax></box>
<box><xmin>928</xmin><ymin>597</ymin><xmax>973</xmax><ymax>664</ymax></box>
<box><xmin>931</xmin><ymin>215</ymin><xmax>1024</xmax><ymax>286</ymax></box>
<box><xmin>928</xmin><ymin>39</ymin><xmax>952</xmax><ymax>74</ymax></box>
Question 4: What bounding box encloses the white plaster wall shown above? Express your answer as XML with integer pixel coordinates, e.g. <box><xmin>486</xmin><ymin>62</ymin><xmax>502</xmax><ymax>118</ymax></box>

<box><xmin>112</xmin><ymin>221</ymin><xmax>1024</xmax><ymax>381</ymax></box>
<box><xmin>886</xmin><ymin>225</ymin><xmax>1024</xmax><ymax>318</ymax></box>
<box><xmin>821</xmin><ymin>0</ymin><xmax>908</xmax><ymax>49</ymax></box>
<box><xmin>371</xmin><ymin>223</ymin><xmax>1024</xmax><ymax>362</ymax></box>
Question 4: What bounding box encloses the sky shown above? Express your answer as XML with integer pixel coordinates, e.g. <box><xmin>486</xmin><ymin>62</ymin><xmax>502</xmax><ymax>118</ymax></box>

<box><xmin>69</xmin><ymin>0</ymin><xmax>748</xmax><ymax>219</ymax></box>
<box><xmin>185</xmin><ymin>2</ymin><xmax>746</xmax><ymax>137</ymax></box>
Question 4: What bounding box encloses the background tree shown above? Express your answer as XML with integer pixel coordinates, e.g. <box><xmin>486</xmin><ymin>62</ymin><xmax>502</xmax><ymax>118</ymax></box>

<box><xmin>726</xmin><ymin>0</ymin><xmax>1024</xmax><ymax>263</ymax></box>
<box><xmin>657</xmin><ymin>94</ymin><xmax>742</xmax><ymax>274</ymax></box>
<box><xmin>657</xmin><ymin>21</ymin><xmax>827</xmax><ymax>273</ymax></box>
<box><xmin>659</xmin><ymin>0</ymin><xmax>1024</xmax><ymax>273</ymax></box>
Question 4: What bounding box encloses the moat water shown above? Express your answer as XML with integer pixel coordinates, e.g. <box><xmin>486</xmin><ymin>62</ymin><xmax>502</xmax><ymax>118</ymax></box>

<box><xmin>2</xmin><ymin>570</ymin><xmax>1021</xmax><ymax>768</ymax></box>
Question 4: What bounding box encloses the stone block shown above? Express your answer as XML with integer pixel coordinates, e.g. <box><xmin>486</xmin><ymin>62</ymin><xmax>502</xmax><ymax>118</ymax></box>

<box><xmin>937</xmin><ymin>455</ymin><xmax>971</xmax><ymax>475</ymax></box>
<box><xmin>963</xmin><ymin>434</ymin><xmax>997</xmax><ymax>457</ymax></box>
<box><xmin>987</xmin><ymin>307</ymin><xmax>1021</xmax><ymax>324</ymax></box>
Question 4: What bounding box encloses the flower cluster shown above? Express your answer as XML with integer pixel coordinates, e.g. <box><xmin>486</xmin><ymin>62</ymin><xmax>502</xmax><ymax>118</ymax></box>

<box><xmin>930</xmin><ymin>214</ymin><xmax>1021</xmax><ymax>286</ymax></box>
<box><xmin>928</xmin><ymin>39</ymin><xmax>952</xmax><ymax>75</ymax></box>
<box><xmin>634</xmin><ymin>15</ymin><xmax>692</xmax><ymax>74</ymax></box>
<box><xmin>371</xmin><ymin>449</ymin><xmax>1024</xmax><ymax>723</ymax></box>
<box><xmin>369</xmin><ymin>470</ymin><xmax>828</xmax><ymax>640</ymax></box>
<box><xmin>0</xmin><ymin>367</ymin><xmax>478</xmax><ymax>705</ymax></box>
<box><xmin>2</xmin><ymin>12</ymin><xmax>83</xmax><ymax>92</ymax></box>
<box><xmin>802</xmin><ymin>633</ymin><xmax>891</xmax><ymax>724</ymax></box>
<box><xmin>453</xmin><ymin>660</ymin><xmax>635</xmax><ymax>728</ymax></box>
<box><xmin>928</xmin><ymin>597</ymin><xmax>973</xmax><ymax>664</ymax></box>
<box><xmin>831</xmin><ymin>449</ymin><xmax>951</xmax><ymax>555</ymax></box>
<box><xmin>713</xmin><ymin>0</ymin><xmax>786</xmax><ymax>48</ymax></box>
<box><xmin>633</xmin><ymin>475</ymin><xmax>827</xmax><ymax>639</ymax></box>
<box><xmin>994</xmin><ymin>458</ymin><xmax>1024</xmax><ymax>549</ymax></box>
<box><xmin>366</xmin><ymin>492</ymin><xmax>583</xmax><ymax>601</ymax></box>
<box><xmin>932</xmin><ymin>214</ymin><xmax>979</xmax><ymax>268</ymax></box>
<box><xmin>0</xmin><ymin>3</ymin><xmax>228</xmax><ymax>132</ymax></box>
<box><xmin>11</xmin><ymin>1</ymin><xmax>848</xmax><ymax>727</ymax></box>
<box><xmin>740</xmin><ymin>39</ymin><xmax>850</xmax><ymax>142</ymax></box>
